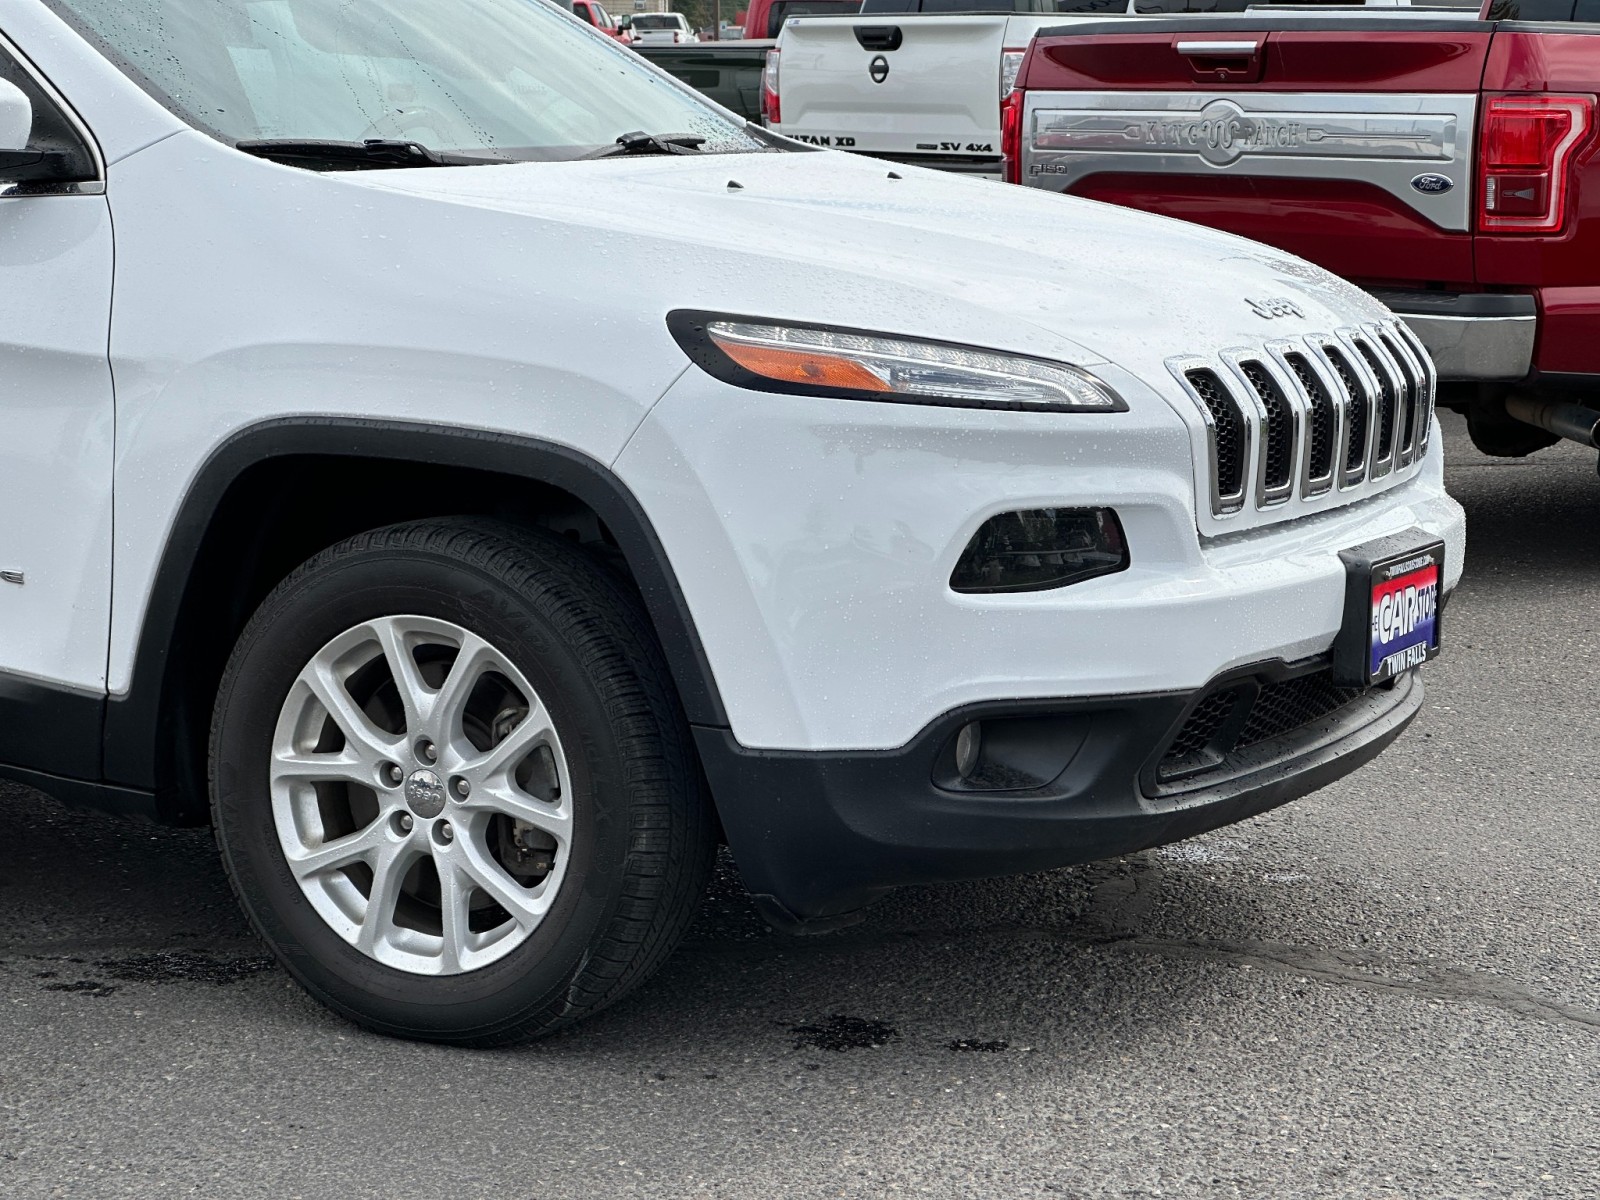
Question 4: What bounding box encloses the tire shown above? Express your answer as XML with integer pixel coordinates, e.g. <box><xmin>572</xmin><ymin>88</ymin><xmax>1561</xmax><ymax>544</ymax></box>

<box><xmin>210</xmin><ymin>519</ymin><xmax>715</xmax><ymax>1045</ymax></box>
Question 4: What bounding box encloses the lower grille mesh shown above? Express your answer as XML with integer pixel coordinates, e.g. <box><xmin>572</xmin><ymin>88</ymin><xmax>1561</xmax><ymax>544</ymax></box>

<box><xmin>1235</xmin><ymin>674</ymin><xmax>1366</xmax><ymax>750</ymax></box>
<box><xmin>1163</xmin><ymin>690</ymin><xmax>1237</xmax><ymax>760</ymax></box>
<box><xmin>1158</xmin><ymin>668</ymin><xmax>1371</xmax><ymax>784</ymax></box>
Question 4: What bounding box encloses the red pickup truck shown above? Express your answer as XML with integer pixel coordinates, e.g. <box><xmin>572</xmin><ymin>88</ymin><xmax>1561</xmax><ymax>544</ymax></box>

<box><xmin>1004</xmin><ymin>4</ymin><xmax>1600</xmax><ymax>460</ymax></box>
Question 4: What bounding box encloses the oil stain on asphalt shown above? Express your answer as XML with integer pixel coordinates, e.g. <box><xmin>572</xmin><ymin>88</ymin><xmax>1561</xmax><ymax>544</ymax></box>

<box><xmin>30</xmin><ymin>950</ymin><xmax>276</xmax><ymax>999</ymax></box>
<box><xmin>97</xmin><ymin>950</ymin><xmax>276</xmax><ymax>986</ymax></box>
<box><xmin>789</xmin><ymin>1014</ymin><xmax>898</xmax><ymax>1051</ymax></box>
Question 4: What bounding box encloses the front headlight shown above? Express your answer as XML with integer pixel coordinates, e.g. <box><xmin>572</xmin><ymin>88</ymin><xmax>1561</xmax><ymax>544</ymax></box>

<box><xmin>668</xmin><ymin>311</ymin><xmax>1126</xmax><ymax>413</ymax></box>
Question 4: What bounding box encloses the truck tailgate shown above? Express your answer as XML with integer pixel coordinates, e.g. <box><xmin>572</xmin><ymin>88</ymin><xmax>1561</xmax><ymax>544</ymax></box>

<box><xmin>1017</xmin><ymin>17</ymin><xmax>1494</xmax><ymax>286</ymax></box>
<box><xmin>774</xmin><ymin>15</ymin><xmax>1016</xmax><ymax>160</ymax></box>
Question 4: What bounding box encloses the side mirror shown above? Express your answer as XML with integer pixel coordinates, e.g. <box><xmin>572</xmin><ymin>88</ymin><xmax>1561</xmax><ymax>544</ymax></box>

<box><xmin>0</xmin><ymin>76</ymin><xmax>88</xmax><ymax>183</ymax></box>
<box><xmin>0</xmin><ymin>78</ymin><xmax>31</xmax><ymax>152</ymax></box>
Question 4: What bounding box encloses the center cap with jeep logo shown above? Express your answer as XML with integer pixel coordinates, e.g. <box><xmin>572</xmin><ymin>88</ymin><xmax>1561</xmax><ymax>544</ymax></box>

<box><xmin>405</xmin><ymin>769</ymin><xmax>447</xmax><ymax>819</ymax></box>
<box><xmin>869</xmin><ymin>55</ymin><xmax>889</xmax><ymax>84</ymax></box>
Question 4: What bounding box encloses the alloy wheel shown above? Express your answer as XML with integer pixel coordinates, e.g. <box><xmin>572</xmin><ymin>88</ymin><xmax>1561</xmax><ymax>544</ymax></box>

<box><xmin>268</xmin><ymin>615</ymin><xmax>573</xmax><ymax>975</ymax></box>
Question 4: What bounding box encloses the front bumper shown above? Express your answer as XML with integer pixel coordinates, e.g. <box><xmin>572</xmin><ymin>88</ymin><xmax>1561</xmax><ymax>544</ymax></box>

<box><xmin>617</xmin><ymin>373</ymin><xmax>1464</xmax><ymax>752</ymax></box>
<box><xmin>1371</xmin><ymin>290</ymin><xmax>1537</xmax><ymax>382</ymax></box>
<box><xmin>696</xmin><ymin>662</ymin><xmax>1425</xmax><ymax>928</ymax></box>
<box><xmin>618</xmin><ymin>367</ymin><xmax>1462</xmax><ymax>925</ymax></box>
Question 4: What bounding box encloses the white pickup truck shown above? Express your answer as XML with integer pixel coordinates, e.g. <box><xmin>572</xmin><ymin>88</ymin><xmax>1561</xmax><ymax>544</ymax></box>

<box><xmin>764</xmin><ymin>0</ymin><xmax>1420</xmax><ymax>175</ymax></box>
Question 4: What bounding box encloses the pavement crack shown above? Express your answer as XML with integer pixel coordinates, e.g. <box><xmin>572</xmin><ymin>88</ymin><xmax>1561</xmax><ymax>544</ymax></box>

<box><xmin>1095</xmin><ymin>933</ymin><xmax>1600</xmax><ymax>1032</ymax></box>
<box><xmin>680</xmin><ymin>922</ymin><xmax>1600</xmax><ymax>1033</ymax></box>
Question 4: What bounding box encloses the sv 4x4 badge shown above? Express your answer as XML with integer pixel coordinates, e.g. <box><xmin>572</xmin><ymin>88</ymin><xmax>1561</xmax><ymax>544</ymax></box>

<box><xmin>1246</xmin><ymin>296</ymin><xmax>1304</xmax><ymax>320</ymax></box>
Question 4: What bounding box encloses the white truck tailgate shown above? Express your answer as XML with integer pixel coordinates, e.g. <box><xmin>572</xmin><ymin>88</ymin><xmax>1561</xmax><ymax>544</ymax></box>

<box><xmin>773</xmin><ymin>15</ymin><xmax>1017</xmax><ymax>161</ymax></box>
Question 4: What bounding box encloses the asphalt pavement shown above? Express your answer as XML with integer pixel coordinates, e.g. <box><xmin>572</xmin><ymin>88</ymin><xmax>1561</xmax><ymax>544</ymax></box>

<box><xmin>1</xmin><ymin>412</ymin><xmax>1596</xmax><ymax>1199</ymax></box>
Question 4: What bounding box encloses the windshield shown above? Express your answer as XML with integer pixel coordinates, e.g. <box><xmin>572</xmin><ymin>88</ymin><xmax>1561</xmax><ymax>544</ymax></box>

<box><xmin>44</xmin><ymin>0</ymin><xmax>766</xmax><ymax>162</ymax></box>
<box><xmin>630</xmin><ymin>14</ymin><xmax>685</xmax><ymax>26</ymax></box>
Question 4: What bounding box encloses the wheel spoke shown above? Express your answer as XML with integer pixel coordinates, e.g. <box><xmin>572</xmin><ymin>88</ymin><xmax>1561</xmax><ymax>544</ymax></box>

<box><xmin>436</xmin><ymin>858</ymin><xmax>470</xmax><ymax>972</ymax></box>
<box><xmin>357</xmin><ymin>841</ymin><xmax>416</xmax><ymax>955</ymax></box>
<box><xmin>284</xmin><ymin>819</ymin><xmax>389</xmax><ymax>882</ymax></box>
<box><xmin>304</xmin><ymin>659</ymin><xmax>400</xmax><ymax>763</ymax></box>
<box><xmin>451</xmin><ymin>836</ymin><xmax>548</xmax><ymax>928</ymax></box>
<box><xmin>466</xmin><ymin>784</ymin><xmax>572</xmax><ymax>848</ymax></box>
<box><xmin>273</xmin><ymin>750</ymin><xmax>377</xmax><ymax>790</ymax></box>
<box><xmin>462</xmin><ymin>704</ymin><xmax>554</xmax><ymax>782</ymax></box>
<box><xmin>431</xmin><ymin>632</ymin><xmax>496</xmax><ymax>741</ymax></box>
<box><xmin>371</xmin><ymin>618</ymin><xmax>429</xmax><ymax>737</ymax></box>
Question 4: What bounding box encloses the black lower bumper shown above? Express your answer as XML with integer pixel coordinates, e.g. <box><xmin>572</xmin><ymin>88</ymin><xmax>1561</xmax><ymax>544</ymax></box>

<box><xmin>695</xmin><ymin>663</ymin><xmax>1423</xmax><ymax>932</ymax></box>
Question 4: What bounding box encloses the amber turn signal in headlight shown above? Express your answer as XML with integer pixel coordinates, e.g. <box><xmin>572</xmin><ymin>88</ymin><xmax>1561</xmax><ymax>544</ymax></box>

<box><xmin>668</xmin><ymin>311</ymin><xmax>1126</xmax><ymax>413</ymax></box>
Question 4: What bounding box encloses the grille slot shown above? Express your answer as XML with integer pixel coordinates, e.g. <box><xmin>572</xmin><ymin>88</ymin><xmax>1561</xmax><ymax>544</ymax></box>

<box><xmin>1240</xmin><ymin>361</ymin><xmax>1294</xmax><ymax>494</ymax></box>
<box><xmin>1381</xmin><ymin>331</ymin><xmax>1424</xmax><ymax>459</ymax></box>
<box><xmin>1354</xmin><ymin>338</ymin><xmax>1398</xmax><ymax>465</ymax></box>
<box><xmin>1325</xmin><ymin>347</ymin><xmax>1369</xmax><ymax>477</ymax></box>
<box><xmin>1284</xmin><ymin>352</ymin><xmax>1335</xmax><ymax>486</ymax></box>
<box><xmin>1185</xmin><ymin>368</ymin><xmax>1247</xmax><ymax>504</ymax></box>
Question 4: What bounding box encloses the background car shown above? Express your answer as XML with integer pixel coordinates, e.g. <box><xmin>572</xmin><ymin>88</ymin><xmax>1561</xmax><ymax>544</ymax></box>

<box><xmin>570</xmin><ymin>0</ymin><xmax>631</xmax><ymax>38</ymax></box>
<box><xmin>623</xmin><ymin>11</ymin><xmax>700</xmax><ymax>42</ymax></box>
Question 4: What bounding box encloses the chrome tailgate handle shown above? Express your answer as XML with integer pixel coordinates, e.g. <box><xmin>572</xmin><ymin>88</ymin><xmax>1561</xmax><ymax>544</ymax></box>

<box><xmin>1175</xmin><ymin>40</ymin><xmax>1262</xmax><ymax>57</ymax></box>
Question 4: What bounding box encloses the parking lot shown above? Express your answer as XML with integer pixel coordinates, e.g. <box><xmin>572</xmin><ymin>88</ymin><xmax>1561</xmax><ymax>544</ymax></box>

<box><xmin>0</xmin><ymin>412</ymin><xmax>1595</xmax><ymax>1200</ymax></box>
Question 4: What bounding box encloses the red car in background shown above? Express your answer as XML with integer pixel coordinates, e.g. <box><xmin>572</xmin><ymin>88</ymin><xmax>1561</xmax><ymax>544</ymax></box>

<box><xmin>571</xmin><ymin>0</ymin><xmax>632</xmax><ymax>39</ymax></box>
<box><xmin>737</xmin><ymin>0</ymin><xmax>860</xmax><ymax>41</ymax></box>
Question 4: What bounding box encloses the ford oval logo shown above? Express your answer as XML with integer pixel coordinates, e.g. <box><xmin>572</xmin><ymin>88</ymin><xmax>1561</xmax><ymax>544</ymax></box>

<box><xmin>1411</xmin><ymin>173</ymin><xmax>1454</xmax><ymax>195</ymax></box>
<box><xmin>869</xmin><ymin>55</ymin><xmax>889</xmax><ymax>84</ymax></box>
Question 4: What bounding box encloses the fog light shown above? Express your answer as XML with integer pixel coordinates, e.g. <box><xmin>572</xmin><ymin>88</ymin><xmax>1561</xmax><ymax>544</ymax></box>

<box><xmin>950</xmin><ymin>507</ymin><xmax>1128</xmax><ymax>594</ymax></box>
<box><xmin>955</xmin><ymin>722</ymin><xmax>982</xmax><ymax>780</ymax></box>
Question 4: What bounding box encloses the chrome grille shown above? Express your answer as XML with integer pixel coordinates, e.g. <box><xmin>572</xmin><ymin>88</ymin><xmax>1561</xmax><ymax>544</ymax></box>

<box><xmin>1353</xmin><ymin>335</ymin><xmax>1400</xmax><ymax>475</ymax></box>
<box><xmin>1324</xmin><ymin>346</ymin><xmax>1369</xmax><ymax>481</ymax></box>
<box><xmin>1170</xmin><ymin>320</ymin><xmax>1437</xmax><ymax>521</ymax></box>
<box><xmin>1184</xmin><ymin>367</ymin><xmax>1248</xmax><ymax>509</ymax></box>
<box><xmin>1240</xmin><ymin>361</ymin><xmax>1295</xmax><ymax>499</ymax></box>
<box><xmin>1395</xmin><ymin>320</ymin><xmax>1437</xmax><ymax>455</ymax></box>
<box><xmin>1380</xmin><ymin>329</ymin><xmax>1426</xmax><ymax>465</ymax></box>
<box><xmin>1283</xmin><ymin>352</ymin><xmax>1335</xmax><ymax>492</ymax></box>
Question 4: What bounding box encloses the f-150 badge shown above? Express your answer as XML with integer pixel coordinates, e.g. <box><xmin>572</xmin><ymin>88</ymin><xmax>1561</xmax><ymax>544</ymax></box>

<box><xmin>1246</xmin><ymin>296</ymin><xmax>1303</xmax><ymax>320</ymax></box>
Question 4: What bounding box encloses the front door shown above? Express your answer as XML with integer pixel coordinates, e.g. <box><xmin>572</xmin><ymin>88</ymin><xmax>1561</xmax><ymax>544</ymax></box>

<box><xmin>0</xmin><ymin>38</ymin><xmax>114</xmax><ymax>776</ymax></box>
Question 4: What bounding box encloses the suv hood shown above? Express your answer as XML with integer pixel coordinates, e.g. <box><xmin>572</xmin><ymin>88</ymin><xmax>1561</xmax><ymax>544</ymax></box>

<box><xmin>350</xmin><ymin>148</ymin><xmax>1390</xmax><ymax>378</ymax></box>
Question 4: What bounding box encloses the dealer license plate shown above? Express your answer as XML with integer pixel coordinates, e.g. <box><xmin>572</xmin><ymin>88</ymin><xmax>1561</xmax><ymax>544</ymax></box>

<box><xmin>1334</xmin><ymin>533</ymin><xmax>1445</xmax><ymax>688</ymax></box>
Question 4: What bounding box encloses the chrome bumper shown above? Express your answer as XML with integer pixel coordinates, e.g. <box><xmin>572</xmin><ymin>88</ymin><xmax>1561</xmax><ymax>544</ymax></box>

<box><xmin>1368</xmin><ymin>290</ymin><xmax>1537</xmax><ymax>383</ymax></box>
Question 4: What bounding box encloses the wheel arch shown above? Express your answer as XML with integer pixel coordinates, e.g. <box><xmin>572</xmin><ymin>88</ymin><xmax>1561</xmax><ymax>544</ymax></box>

<box><xmin>103</xmin><ymin>418</ymin><xmax>728</xmax><ymax>824</ymax></box>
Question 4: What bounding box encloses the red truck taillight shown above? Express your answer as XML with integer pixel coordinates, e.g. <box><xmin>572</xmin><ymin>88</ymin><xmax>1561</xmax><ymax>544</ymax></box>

<box><xmin>1479</xmin><ymin>95</ymin><xmax>1595</xmax><ymax>234</ymax></box>
<box><xmin>761</xmin><ymin>48</ymin><xmax>780</xmax><ymax>126</ymax></box>
<box><xmin>1000</xmin><ymin>89</ymin><xmax>1023</xmax><ymax>185</ymax></box>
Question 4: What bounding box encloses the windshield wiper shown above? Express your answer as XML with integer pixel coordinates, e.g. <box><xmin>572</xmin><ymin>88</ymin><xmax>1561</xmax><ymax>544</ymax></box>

<box><xmin>582</xmin><ymin>131</ymin><xmax>707</xmax><ymax>160</ymax></box>
<box><xmin>234</xmin><ymin>139</ymin><xmax>500</xmax><ymax>169</ymax></box>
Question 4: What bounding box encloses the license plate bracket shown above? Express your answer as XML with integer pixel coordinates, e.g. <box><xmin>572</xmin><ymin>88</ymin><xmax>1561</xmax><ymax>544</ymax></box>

<box><xmin>1332</xmin><ymin>530</ymin><xmax>1445</xmax><ymax>688</ymax></box>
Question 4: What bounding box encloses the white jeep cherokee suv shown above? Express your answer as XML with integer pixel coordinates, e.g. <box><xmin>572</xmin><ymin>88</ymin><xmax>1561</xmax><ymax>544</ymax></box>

<box><xmin>0</xmin><ymin>0</ymin><xmax>1463</xmax><ymax>1043</ymax></box>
